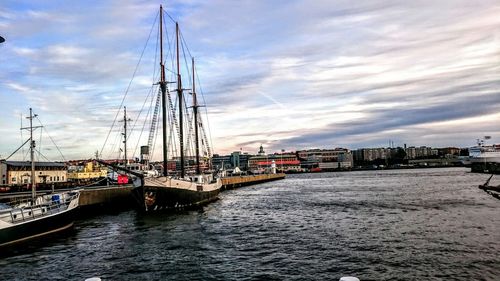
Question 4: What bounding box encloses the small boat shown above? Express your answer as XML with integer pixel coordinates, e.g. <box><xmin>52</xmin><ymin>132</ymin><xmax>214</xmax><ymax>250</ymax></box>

<box><xmin>0</xmin><ymin>191</ymin><xmax>80</xmax><ymax>248</ymax></box>
<box><xmin>478</xmin><ymin>174</ymin><xmax>500</xmax><ymax>200</ymax></box>
<box><xmin>0</xmin><ymin>108</ymin><xmax>80</xmax><ymax>248</ymax></box>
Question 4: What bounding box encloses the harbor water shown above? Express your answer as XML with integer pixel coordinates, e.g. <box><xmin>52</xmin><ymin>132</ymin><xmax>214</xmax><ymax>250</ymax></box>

<box><xmin>2</xmin><ymin>168</ymin><xmax>500</xmax><ymax>280</ymax></box>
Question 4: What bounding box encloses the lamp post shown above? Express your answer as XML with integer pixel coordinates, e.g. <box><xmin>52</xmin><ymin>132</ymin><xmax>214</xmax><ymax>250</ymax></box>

<box><xmin>281</xmin><ymin>149</ymin><xmax>284</xmax><ymax>173</ymax></box>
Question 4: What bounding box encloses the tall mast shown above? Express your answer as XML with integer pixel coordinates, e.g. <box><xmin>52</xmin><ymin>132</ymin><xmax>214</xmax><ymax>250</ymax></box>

<box><xmin>21</xmin><ymin>108</ymin><xmax>42</xmax><ymax>203</ymax></box>
<box><xmin>29</xmin><ymin>108</ymin><xmax>36</xmax><ymax>202</ymax></box>
<box><xmin>160</xmin><ymin>5</ymin><xmax>168</xmax><ymax>176</ymax></box>
<box><xmin>176</xmin><ymin>22</ymin><xmax>185</xmax><ymax>178</ymax></box>
<box><xmin>192</xmin><ymin>58</ymin><xmax>201</xmax><ymax>175</ymax></box>
<box><xmin>122</xmin><ymin>106</ymin><xmax>131</xmax><ymax>165</ymax></box>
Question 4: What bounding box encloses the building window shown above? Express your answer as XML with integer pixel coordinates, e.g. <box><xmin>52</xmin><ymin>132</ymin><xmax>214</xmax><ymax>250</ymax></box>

<box><xmin>56</xmin><ymin>176</ymin><xmax>60</xmax><ymax>181</ymax></box>
<box><xmin>62</xmin><ymin>176</ymin><xmax>64</xmax><ymax>181</ymax></box>
<box><xmin>12</xmin><ymin>177</ymin><xmax>16</xmax><ymax>182</ymax></box>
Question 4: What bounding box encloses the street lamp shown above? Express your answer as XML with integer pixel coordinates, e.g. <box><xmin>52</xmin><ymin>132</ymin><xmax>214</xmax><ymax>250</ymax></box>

<box><xmin>281</xmin><ymin>149</ymin><xmax>284</xmax><ymax>173</ymax></box>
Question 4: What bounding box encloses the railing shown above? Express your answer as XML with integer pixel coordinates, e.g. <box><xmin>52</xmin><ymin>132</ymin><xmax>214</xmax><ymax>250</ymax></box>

<box><xmin>0</xmin><ymin>193</ymin><xmax>78</xmax><ymax>224</ymax></box>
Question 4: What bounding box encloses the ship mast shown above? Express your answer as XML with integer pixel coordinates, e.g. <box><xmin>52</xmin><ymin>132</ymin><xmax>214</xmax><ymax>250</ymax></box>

<box><xmin>122</xmin><ymin>106</ymin><xmax>131</xmax><ymax>165</ymax></box>
<box><xmin>176</xmin><ymin>22</ymin><xmax>186</xmax><ymax>178</ymax></box>
<box><xmin>22</xmin><ymin>108</ymin><xmax>41</xmax><ymax>203</ymax></box>
<box><xmin>160</xmin><ymin>5</ymin><xmax>168</xmax><ymax>176</ymax></box>
<box><xmin>29</xmin><ymin>108</ymin><xmax>36</xmax><ymax>202</ymax></box>
<box><xmin>192</xmin><ymin>58</ymin><xmax>201</xmax><ymax>175</ymax></box>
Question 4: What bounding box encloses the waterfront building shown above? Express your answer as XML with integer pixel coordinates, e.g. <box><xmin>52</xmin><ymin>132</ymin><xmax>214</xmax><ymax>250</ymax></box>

<box><xmin>352</xmin><ymin>148</ymin><xmax>391</xmax><ymax>162</ymax></box>
<box><xmin>212</xmin><ymin>154</ymin><xmax>232</xmax><ymax>170</ymax></box>
<box><xmin>67</xmin><ymin>161</ymin><xmax>107</xmax><ymax>181</ymax></box>
<box><xmin>0</xmin><ymin>161</ymin><xmax>67</xmax><ymax>185</ymax></box>
<box><xmin>248</xmin><ymin>153</ymin><xmax>301</xmax><ymax>173</ymax></box>
<box><xmin>437</xmin><ymin>147</ymin><xmax>461</xmax><ymax>157</ymax></box>
<box><xmin>258</xmin><ymin>145</ymin><xmax>266</xmax><ymax>156</ymax></box>
<box><xmin>353</xmin><ymin>146</ymin><xmax>439</xmax><ymax>163</ymax></box>
<box><xmin>297</xmin><ymin>148</ymin><xmax>353</xmax><ymax>170</ymax></box>
<box><xmin>212</xmin><ymin>152</ymin><xmax>251</xmax><ymax>171</ymax></box>
<box><xmin>404</xmin><ymin>146</ymin><xmax>438</xmax><ymax>159</ymax></box>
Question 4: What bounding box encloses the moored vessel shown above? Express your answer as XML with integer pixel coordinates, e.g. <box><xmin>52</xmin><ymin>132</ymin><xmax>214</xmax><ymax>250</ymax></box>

<box><xmin>129</xmin><ymin>6</ymin><xmax>221</xmax><ymax>212</ymax></box>
<box><xmin>0</xmin><ymin>191</ymin><xmax>80</xmax><ymax>248</ymax></box>
<box><xmin>0</xmin><ymin>108</ymin><xmax>80</xmax><ymax>248</ymax></box>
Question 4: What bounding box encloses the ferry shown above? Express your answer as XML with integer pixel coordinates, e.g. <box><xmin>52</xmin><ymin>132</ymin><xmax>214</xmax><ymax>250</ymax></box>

<box><xmin>468</xmin><ymin>144</ymin><xmax>500</xmax><ymax>163</ymax></box>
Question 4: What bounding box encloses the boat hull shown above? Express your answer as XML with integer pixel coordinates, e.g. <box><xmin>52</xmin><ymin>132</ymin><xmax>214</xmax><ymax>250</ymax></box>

<box><xmin>132</xmin><ymin>177</ymin><xmax>221</xmax><ymax>212</ymax></box>
<box><xmin>0</xmin><ymin>206</ymin><xmax>77</xmax><ymax>248</ymax></box>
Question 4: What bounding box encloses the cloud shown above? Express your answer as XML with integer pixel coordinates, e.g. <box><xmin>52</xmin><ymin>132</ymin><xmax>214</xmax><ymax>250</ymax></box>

<box><xmin>2</xmin><ymin>0</ymin><xmax>500</xmax><ymax>159</ymax></box>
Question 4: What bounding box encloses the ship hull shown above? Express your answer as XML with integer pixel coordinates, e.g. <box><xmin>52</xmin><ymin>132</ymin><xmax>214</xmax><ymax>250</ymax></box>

<box><xmin>0</xmin><ymin>206</ymin><xmax>77</xmax><ymax>248</ymax></box>
<box><xmin>132</xmin><ymin>177</ymin><xmax>221</xmax><ymax>212</ymax></box>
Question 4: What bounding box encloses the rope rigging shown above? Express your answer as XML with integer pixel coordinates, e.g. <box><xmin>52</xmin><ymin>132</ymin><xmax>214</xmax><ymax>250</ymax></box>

<box><xmin>35</xmin><ymin>116</ymin><xmax>66</xmax><ymax>162</ymax></box>
<box><xmin>100</xmin><ymin>8</ymin><xmax>216</xmax><ymax>168</ymax></box>
<box><xmin>99</xmin><ymin>11</ymin><xmax>159</xmax><ymax>158</ymax></box>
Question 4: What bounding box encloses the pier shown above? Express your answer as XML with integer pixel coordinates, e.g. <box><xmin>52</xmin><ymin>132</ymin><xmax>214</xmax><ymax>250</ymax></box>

<box><xmin>78</xmin><ymin>185</ymin><xmax>135</xmax><ymax>209</ymax></box>
<box><xmin>471</xmin><ymin>162</ymin><xmax>500</xmax><ymax>174</ymax></box>
<box><xmin>221</xmin><ymin>173</ymin><xmax>286</xmax><ymax>189</ymax></box>
<box><xmin>0</xmin><ymin>174</ymin><xmax>285</xmax><ymax>211</ymax></box>
<box><xmin>75</xmin><ymin>173</ymin><xmax>287</xmax><ymax>207</ymax></box>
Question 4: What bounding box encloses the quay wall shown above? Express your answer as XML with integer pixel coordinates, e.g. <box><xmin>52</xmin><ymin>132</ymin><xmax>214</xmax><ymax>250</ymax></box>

<box><xmin>221</xmin><ymin>173</ymin><xmax>285</xmax><ymax>190</ymax></box>
<box><xmin>79</xmin><ymin>185</ymin><xmax>134</xmax><ymax>209</ymax></box>
<box><xmin>78</xmin><ymin>174</ymin><xmax>287</xmax><ymax>207</ymax></box>
<box><xmin>471</xmin><ymin>162</ymin><xmax>500</xmax><ymax>174</ymax></box>
<box><xmin>1</xmin><ymin>174</ymin><xmax>286</xmax><ymax>211</ymax></box>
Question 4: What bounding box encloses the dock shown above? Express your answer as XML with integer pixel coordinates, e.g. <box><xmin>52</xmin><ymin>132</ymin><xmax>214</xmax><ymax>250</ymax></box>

<box><xmin>221</xmin><ymin>173</ymin><xmax>285</xmax><ymax>189</ymax></box>
<box><xmin>0</xmin><ymin>173</ymin><xmax>286</xmax><ymax>210</ymax></box>
<box><xmin>78</xmin><ymin>185</ymin><xmax>135</xmax><ymax>209</ymax></box>
<box><xmin>471</xmin><ymin>162</ymin><xmax>500</xmax><ymax>174</ymax></box>
<box><xmin>77</xmin><ymin>173</ymin><xmax>286</xmax><ymax>207</ymax></box>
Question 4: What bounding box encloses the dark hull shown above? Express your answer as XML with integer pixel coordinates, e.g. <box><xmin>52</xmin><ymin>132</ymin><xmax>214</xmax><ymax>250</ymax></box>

<box><xmin>132</xmin><ymin>186</ymin><xmax>219</xmax><ymax>212</ymax></box>
<box><xmin>0</xmin><ymin>207</ymin><xmax>77</xmax><ymax>248</ymax></box>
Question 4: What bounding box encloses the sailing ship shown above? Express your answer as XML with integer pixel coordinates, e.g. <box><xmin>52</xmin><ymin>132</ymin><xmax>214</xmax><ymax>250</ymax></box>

<box><xmin>129</xmin><ymin>6</ymin><xmax>221</xmax><ymax>212</ymax></box>
<box><xmin>0</xmin><ymin>108</ymin><xmax>80</xmax><ymax>248</ymax></box>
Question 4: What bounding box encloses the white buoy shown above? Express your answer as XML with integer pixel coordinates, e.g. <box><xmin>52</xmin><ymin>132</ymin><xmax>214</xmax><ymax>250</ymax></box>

<box><xmin>85</xmin><ymin>278</ymin><xmax>102</xmax><ymax>281</ymax></box>
<box><xmin>340</xmin><ymin>277</ymin><xmax>360</xmax><ymax>281</ymax></box>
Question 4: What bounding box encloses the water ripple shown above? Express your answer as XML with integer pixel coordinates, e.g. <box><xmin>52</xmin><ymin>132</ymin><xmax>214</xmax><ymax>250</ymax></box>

<box><xmin>2</xmin><ymin>168</ymin><xmax>500</xmax><ymax>280</ymax></box>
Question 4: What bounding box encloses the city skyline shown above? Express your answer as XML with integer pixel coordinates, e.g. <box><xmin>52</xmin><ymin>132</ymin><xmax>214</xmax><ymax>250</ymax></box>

<box><xmin>1</xmin><ymin>0</ymin><xmax>500</xmax><ymax>161</ymax></box>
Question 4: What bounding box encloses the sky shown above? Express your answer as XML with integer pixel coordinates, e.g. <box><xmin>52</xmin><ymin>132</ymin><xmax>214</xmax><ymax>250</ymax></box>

<box><xmin>1</xmin><ymin>0</ymin><xmax>500</xmax><ymax>161</ymax></box>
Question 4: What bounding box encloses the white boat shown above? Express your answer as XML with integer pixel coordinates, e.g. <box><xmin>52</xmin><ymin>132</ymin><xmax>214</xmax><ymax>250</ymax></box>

<box><xmin>468</xmin><ymin>145</ymin><xmax>500</xmax><ymax>163</ymax></box>
<box><xmin>0</xmin><ymin>108</ymin><xmax>80</xmax><ymax>248</ymax></box>
<box><xmin>0</xmin><ymin>191</ymin><xmax>80</xmax><ymax>248</ymax></box>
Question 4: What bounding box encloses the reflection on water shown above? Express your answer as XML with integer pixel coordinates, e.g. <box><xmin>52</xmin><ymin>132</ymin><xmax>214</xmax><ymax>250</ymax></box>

<box><xmin>1</xmin><ymin>168</ymin><xmax>499</xmax><ymax>280</ymax></box>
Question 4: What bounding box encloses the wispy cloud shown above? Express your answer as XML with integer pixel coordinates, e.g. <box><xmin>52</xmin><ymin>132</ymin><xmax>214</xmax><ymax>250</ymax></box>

<box><xmin>1</xmin><ymin>0</ymin><xmax>500</xmax><ymax>160</ymax></box>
